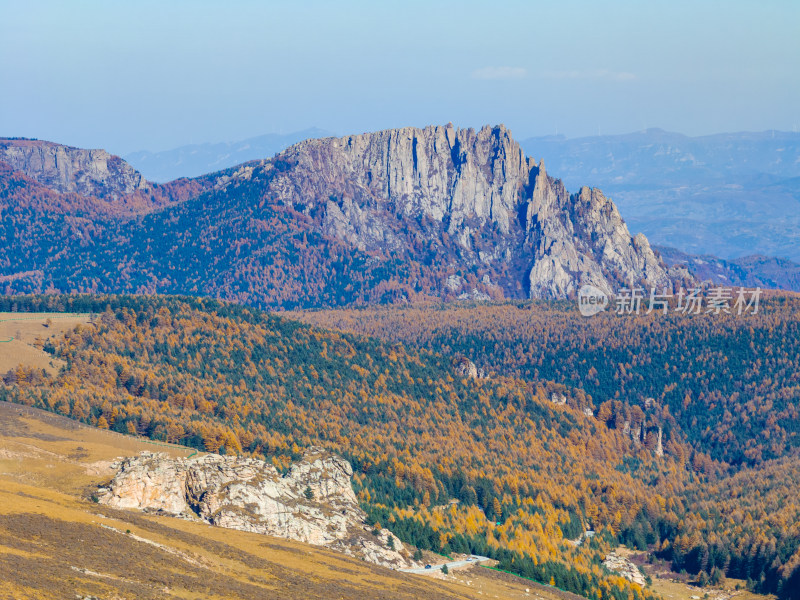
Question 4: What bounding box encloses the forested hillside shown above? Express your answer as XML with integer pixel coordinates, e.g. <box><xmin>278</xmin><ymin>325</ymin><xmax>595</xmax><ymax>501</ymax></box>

<box><xmin>0</xmin><ymin>158</ymin><xmax>450</xmax><ymax>306</ymax></box>
<box><xmin>3</xmin><ymin>294</ymin><xmax>800</xmax><ymax>597</ymax></box>
<box><xmin>0</xmin><ymin>294</ymin><xmax>700</xmax><ymax>600</ymax></box>
<box><xmin>293</xmin><ymin>297</ymin><xmax>800</xmax><ymax>466</ymax></box>
<box><xmin>291</xmin><ymin>296</ymin><xmax>800</xmax><ymax>597</ymax></box>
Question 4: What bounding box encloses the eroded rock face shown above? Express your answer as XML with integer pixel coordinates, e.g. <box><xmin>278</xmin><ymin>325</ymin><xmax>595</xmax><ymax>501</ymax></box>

<box><xmin>0</xmin><ymin>139</ymin><xmax>149</xmax><ymax>198</ymax></box>
<box><xmin>603</xmin><ymin>552</ymin><xmax>647</xmax><ymax>587</ymax></box>
<box><xmin>277</xmin><ymin>124</ymin><xmax>528</xmax><ymax>235</ymax></box>
<box><xmin>241</xmin><ymin>124</ymin><xmax>685</xmax><ymax>299</ymax></box>
<box><xmin>453</xmin><ymin>356</ymin><xmax>485</xmax><ymax>379</ymax></box>
<box><xmin>96</xmin><ymin>450</ymin><xmax>414</xmax><ymax>569</ymax></box>
<box><xmin>526</xmin><ymin>173</ymin><xmax>672</xmax><ymax>297</ymax></box>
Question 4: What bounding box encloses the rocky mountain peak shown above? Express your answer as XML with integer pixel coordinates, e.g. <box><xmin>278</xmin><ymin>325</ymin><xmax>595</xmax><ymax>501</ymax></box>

<box><xmin>1</xmin><ymin>125</ymin><xmax>691</xmax><ymax>305</ymax></box>
<box><xmin>0</xmin><ymin>138</ymin><xmax>149</xmax><ymax>198</ymax></box>
<box><xmin>275</xmin><ymin>123</ymin><xmax>529</xmax><ymax>234</ymax></box>
<box><xmin>261</xmin><ymin>123</ymin><xmax>684</xmax><ymax>299</ymax></box>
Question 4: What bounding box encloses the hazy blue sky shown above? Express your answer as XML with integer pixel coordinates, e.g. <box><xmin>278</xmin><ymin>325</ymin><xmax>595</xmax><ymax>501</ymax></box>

<box><xmin>2</xmin><ymin>0</ymin><xmax>798</xmax><ymax>154</ymax></box>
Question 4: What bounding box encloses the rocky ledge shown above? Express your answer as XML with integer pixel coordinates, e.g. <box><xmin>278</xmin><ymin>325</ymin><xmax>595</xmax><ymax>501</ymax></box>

<box><xmin>96</xmin><ymin>449</ymin><xmax>416</xmax><ymax>569</ymax></box>
<box><xmin>0</xmin><ymin>138</ymin><xmax>149</xmax><ymax>198</ymax></box>
<box><xmin>603</xmin><ymin>552</ymin><xmax>647</xmax><ymax>587</ymax></box>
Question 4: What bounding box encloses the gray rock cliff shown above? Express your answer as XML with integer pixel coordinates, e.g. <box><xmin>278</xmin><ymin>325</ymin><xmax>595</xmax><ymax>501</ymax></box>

<box><xmin>0</xmin><ymin>138</ymin><xmax>149</xmax><ymax>198</ymax></box>
<box><xmin>96</xmin><ymin>450</ymin><xmax>415</xmax><ymax>569</ymax></box>
<box><xmin>234</xmin><ymin>124</ymin><xmax>686</xmax><ymax>299</ymax></box>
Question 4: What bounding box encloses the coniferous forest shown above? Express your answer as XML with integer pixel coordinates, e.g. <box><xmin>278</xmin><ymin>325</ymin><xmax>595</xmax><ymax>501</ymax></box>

<box><xmin>4</xmin><ymin>4</ymin><xmax>799</xmax><ymax>600</ymax></box>
<box><xmin>2</xmin><ymin>294</ymin><xmax>800</xmax><ymax>599</ymax></box>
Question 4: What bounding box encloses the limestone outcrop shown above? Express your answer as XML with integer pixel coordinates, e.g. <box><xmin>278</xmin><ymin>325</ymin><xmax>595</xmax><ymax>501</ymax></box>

<box><xmin>243</xmin><ymin>124</ymin><xmax>686</xmax><ymax>299</ymax></box>
<box><xmin>453</xmin><ymin>356</ymin><xmax>485</xmax><ymax>379</ymax></box>
<box><xmin>0</xmin><ymin>138</ymin><xmax>149</xmax><ymax>198</ymax></box>
<box><xmin>603</xmin><ymin>552</ymin><xmax>647</xmax><ymax>587</ymax></box>
<box><xmin>96</xmin><ymin>450</ymin><xmax>415</xmax><ymax>569</ymax></box>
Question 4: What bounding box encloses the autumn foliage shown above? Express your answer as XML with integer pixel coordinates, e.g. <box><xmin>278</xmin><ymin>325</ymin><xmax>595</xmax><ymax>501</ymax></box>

<box><xmin>2</xmin><ymin>294</ymin><xmax>800</xmax><ymax>598</ymax></box>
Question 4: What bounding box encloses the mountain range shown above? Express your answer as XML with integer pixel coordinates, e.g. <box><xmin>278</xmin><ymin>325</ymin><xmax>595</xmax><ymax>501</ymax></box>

<box><xmin>656</xmin><ymin>246</ymin><xmax>800</xmax><ymax>291</ymax></box>
<box><xmin>3</xmin><ymin>126</ymin><xmax>799</xmax><ymax>302</ymax></box>
<box><xmin>123</xmin><ymin>128</ymin><xmax>333</xmax><ymax>183</ymax></box>
<box><xmin>520</xmin><ymin>128</ymin><xmax>800</xmax><ymax>262</ymax></box>
<box><xmin>0</xmin><ymin>126</ymin><xmax>692</xmax><ymax>307</ymax></box>
<box><xmin>119</xmin><ymin>127</ymin><xmax>800</xmax><ymax>264</ymax></box>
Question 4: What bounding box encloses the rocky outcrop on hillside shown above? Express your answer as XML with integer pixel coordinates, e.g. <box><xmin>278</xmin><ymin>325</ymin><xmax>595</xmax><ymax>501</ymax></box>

<box><xmin>603</xmin><ymin>553</ymin><xmax>646</xmax><ymax>587</ymax></box>
<box><xmin>96</xmin><ymin>450</ymin><xmax>415</xmax><ymax>569</ymax></box>
<box><xmin>251</xmin><ymin>124</ymin><xmax>686</xmax><ymax>299</ymax></box>
<box><xmin>619</xmin><ymin>398</ymin><xmax>666</xmax><ymax>456</ymax></box>
<box><xmin>0</xmin><ymin>138</ymin><xmax>149</xmax><ymax>198</ymax></box>
<box><xmin>280</xmin><ymin>124</ymin><xmax>528</xmax><ymax>234</ymax></box>
<box><xmin>453</xmin><ymin>356</ymin><xmax>485</xmax><ymax>379</ymax></box>
<box><xmin>526</xmin><ymin>177</ymin><xmax>671</xmax><ymax>296</ymax></box>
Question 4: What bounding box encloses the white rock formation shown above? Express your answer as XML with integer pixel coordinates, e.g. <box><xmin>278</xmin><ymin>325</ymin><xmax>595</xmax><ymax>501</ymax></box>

<box><xmin>453</xmin><ymin>356</ymin><xmax>486</xmax><ymax>379</ymax></box>
<box><xmin>96</xmin><ymin>449</ymin><xmax>415</xmax><ymax>569</ymax></box>
<box><xmin>603</xmin><ymin>552</ymin><xmax>647</xmax><ymax>587</ymax></box>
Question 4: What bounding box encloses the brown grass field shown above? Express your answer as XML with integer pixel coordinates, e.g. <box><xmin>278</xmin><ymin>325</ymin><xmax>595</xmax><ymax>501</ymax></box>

<box><xmin>0</xmin><ymin>312</ymin><xmax>92</xmax><ymax>375</ymax></box>
<box><xmin>0</xmin><ymin>400</ymin><xmax>555</xmax><ymax>600</ymax></box>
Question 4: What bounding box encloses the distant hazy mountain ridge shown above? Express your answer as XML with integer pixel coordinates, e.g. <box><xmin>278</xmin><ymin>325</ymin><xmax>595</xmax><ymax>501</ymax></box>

<box><xmin>521</xmin><ymin>128</ymin><xmax>800</xmax><ymax>261</ymax></box>
<box><xmin>656</xmin><ymin>246</ymin><xmax>800</xmax><ymax>292</ymax></box>
<box><xmin>124</xmin><ymin>128</ymin><xmax>332</xmax><ymax>182</ymax></box>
